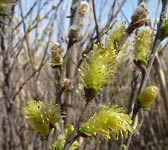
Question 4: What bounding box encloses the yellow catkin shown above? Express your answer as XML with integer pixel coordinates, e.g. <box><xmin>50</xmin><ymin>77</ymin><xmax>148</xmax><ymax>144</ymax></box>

<box><xmin>79</xmin><ymin>104</ymin><xmax>133</xmax><ymax>140</ymax></box>
<box><xmin>138</xmin><ymin>86</ymin><xmax>159</xmax><ymax>110</ymax></box>
<box><xmin>24</xmin><ymin>100</ymin><xmax>61</xmax><ymax>137</ymax></box>
<box><xmin>134</xmin><ymin>27</ymin><xmax>152</xmax><ymax>66</ymax></box>
<box><xmin>80</xmin><ymin>23</ymin><xmax>126</xmax><ymax>97</ymax></box>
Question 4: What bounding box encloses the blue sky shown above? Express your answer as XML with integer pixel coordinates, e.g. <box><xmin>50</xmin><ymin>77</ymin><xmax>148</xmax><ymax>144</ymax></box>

<box><xmin>16</xmin><ymin>0</ymin><xmax>162</xmax><ymax>46</ymax></box>
<box><xmin>19</xmin><ymin>0</ymin><xmax>162</xmax><ymax>27</ymax></box>
<box><xmin>20</xmin><ymin>0</ymin><xmax>162</xmax><ymax>26</ymax></box>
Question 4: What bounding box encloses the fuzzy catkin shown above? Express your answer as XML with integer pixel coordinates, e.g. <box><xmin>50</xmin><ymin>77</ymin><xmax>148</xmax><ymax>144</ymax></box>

<box><xmin>80</xmin><ymin>23</ymin><xmax>126</xmax><ymax>97</ymax></box>
<box><xmin>134</xmin><ymin>27</ymin><xmax>152</xmax><ymax>66</ymax></box>
<box><xmin>24</xmin><ymin>100</ymin><xmax>61</xmax><ymax>137</ymax></box>
<box><xmin>79</xmin><ymin>105</ymin><xmax>133</xmax><ymax>139</ymax></box>
<box><xmin>138</xmin><ymin>86</ymin><xmax>159</xmax><ymax>110</ymax></box>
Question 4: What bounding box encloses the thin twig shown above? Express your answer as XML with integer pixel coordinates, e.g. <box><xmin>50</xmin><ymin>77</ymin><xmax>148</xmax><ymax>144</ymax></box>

<box><xmin>64</xmin><ymin>100</ymin><xmax>91</xmax><ymax>150</ymax></box>
<box><xmin>36</xmin><ymin>9</ymin><xmax>58</xmax><ymax>80</ymax></box>
<box><xmin>92</xmin><ymin>0</ymin><xmax>100</xmax><ymax>42</ymax></box>
<box><xmin>154</xmin><ymin>54</ymin><xmax>168</xmax><ymax>116</ymax></box>
<box><xmin>127</xmin><ymin>69</ymin><xmax>141</xmax><ymax>114</ymax></box>
<box><xmin>12</xmin><ymin>65</ymin><xmax>45</xmax><ymax>101</ymax></box>
<box><xmin>18</xmin><ymin>0</ymin><xmax>34</xmax><ymax>68</ymax></box>
<box><xmin>13</xmin><ymin>0</ymin><xmax>39</xmax><ymax>30</ymax></box>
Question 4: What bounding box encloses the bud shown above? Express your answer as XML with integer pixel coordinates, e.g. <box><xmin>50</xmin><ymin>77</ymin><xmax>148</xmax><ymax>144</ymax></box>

<box><xmin>68</xmin><ymin>25</ymin><xmax>80</xmax><ymax>45</ymax></box>
<box><xmin>131</xmin><ymin>2</ymin><xmax>149</xmax><ymax>23</ymax></box>
<box><xmin>0</xmin><ymin>0</ymin><xmax>10</xmax><ymax>11</ymax></box>
<box><xmin>50</xmin><ymin>43</ymin><xmax>63</xmax><ymax>68</ymax></box>
<box><xmin>71</xmin><ymin>1</ymin><xmax>89</xmax><ymax>18</ymax></box>
<box><xmin>78</xmin><ymin>1</ymin><xmax>89</xmax><ymax>17</ymax></box>
<box><xmin>62</xmin><ymin>78</ymin><xmax>72</xmax><ymax>90</ymax></box>
<box><xmin>138</xmin><ymin>86</ymin><xmax>159</xmax><ymax>110</ymax></box>
<box><xmin>0</xmin><ymin>0</ymin><xmax>12</xmax><ymax>25</ymax></box>
<box><xmin>161</xmin><ymin>19</ymin><xmax>168</xmax><ymax>40</ymax></box>
<box><xmin>84</xmin><ymin>87</ymin><xmax>98</xmax><ymax>100</ymax></box>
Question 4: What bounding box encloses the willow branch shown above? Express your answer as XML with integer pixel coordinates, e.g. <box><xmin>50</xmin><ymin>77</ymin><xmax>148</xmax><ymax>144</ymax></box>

<box><xmin>125</xmin><ymin>1</ymin><xmax>168</xmax><ymax>149</ymax></box>
<box><xmin>92</xmin><ymin>0</ymin><xmax>100</xmax><ymax>42</ymax></box>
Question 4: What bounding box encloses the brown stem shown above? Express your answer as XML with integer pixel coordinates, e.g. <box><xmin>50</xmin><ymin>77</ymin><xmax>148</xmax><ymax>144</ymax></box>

<box><xmin>125</xmin><ymin>104</ymin><xmax>141</xmax><ymax>150</ymax></box>
<box><xmin>64</xmin><ymin>100</ymin><xmax>91</xmax><ymax>150</ymax></box>
<box><xmin>127</xmin><ymin>70</ymin><xmax>140</xmax><ymax>114</ymax></box>
<box><xmin>154</xmin><ymin>54</ymin><xmax>168</xmax><ymax>117</ymax></box>
<box><xmin>92</xmin><ymin>0</ymin><xmax>100</xmax><ymax>42</ymax></box>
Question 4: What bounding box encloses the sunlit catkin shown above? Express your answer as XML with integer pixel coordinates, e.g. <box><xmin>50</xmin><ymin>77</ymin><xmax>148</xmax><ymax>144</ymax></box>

<box><xmin>79</xmin><ymin>105</ymin><xmax>133</xmax><ymax>140</ymax></box>
<box><xmin>24</xmin><ymin>100</ymin><xmax>61</xmax><ymax>137</ymax></box>
<box><xmin>134</xmin><ymin>27</ymin><xmax>152</xmax><ymax>66</ymax></box>
<box><xmin>80</xmin><ymin>23</ymin><xmax>126</xmax><ymax>99</ymax></box>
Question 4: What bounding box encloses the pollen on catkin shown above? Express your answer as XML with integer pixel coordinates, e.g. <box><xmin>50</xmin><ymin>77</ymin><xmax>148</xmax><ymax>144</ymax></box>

<box><xmin>24</xmin><ymin>100</ymin><xmax>61</xmax><ymax>137</ymax></box>
<box><xmin>134</xmin><ymin>27</ymin><xmax>152</xmax><ymax>66</ymax></box>
<box><xmin>109</xmin><ymin>23</ymin><xmax>126</xmax><ymax>49</ymax></box>
<box><xmin>79</xmin><ymin>104</ymin><xmax>133</xmax><ymax>140</ymax></box>
<box><xmin>81</xmin><ymin>43</ymin><xmax>117</xmax><ymax>99</ymax></box>
<box><xmin>80</xmin><ymin>23</ymin><xmax>127</xmax><ymax>99</ymax></box>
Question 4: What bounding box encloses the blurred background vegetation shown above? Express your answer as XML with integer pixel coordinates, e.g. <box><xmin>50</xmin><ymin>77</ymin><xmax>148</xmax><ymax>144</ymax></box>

<box><xmin>0</xmin><ymin>0</ymin><xmax>168</xmax><ymax>150</ymax></box>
